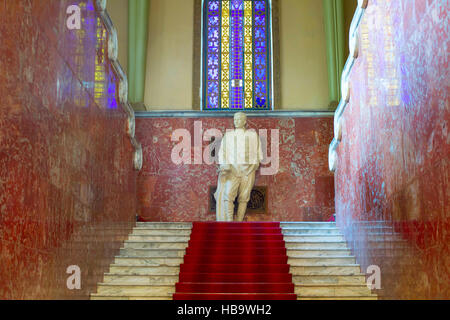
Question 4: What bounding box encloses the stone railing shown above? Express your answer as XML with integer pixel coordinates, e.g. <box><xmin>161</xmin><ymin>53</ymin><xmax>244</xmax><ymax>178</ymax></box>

<box><xmin>328</xmin><ymin>0</ymin><xmax>369</xmax><ymax>172</ymax></box>
<box><xmin>95</xmin><ymin>0</ymin><xmax>143</xmax><ymax>171</ymax></box>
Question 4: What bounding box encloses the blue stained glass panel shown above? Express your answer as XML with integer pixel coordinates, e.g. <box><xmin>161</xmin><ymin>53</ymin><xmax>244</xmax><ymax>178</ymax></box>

<box><xmin>253</xmin><ymin>0</ymin><xmax>267</xmax><ymax>109</ymax></box>
<box><xmin>230</xmin><ymin>0</ymin><xmax>244</xmax><ymax>109</ymax></box>
<box><xmin>203</xmin><ymin>0</ymin><xmax>271</xmax><ymax>110</ymax></box>
<box><xmin>205</xmin><ymin>0</ymin><xmax>221</xmax><ymax>109</ymax></box>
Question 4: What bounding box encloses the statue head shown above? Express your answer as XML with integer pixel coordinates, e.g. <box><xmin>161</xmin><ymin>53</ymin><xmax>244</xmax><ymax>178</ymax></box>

<box><xmin>233</xmin><ymin>112</ymin><xmax>247</xmax><ymax>129</ymax></box>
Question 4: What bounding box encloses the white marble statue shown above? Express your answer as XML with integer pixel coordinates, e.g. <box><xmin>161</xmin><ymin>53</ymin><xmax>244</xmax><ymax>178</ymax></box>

<box><xmin>214</xmin><ymin>112</ymin><xmax>263</xmax><ymax>222</ymax></box>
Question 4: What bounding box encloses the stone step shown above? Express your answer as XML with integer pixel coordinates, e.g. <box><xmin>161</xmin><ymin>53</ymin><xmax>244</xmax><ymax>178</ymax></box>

<box><xmin>92</xmin><ymin>222</ymin><xmax>380</xmax><ymax>301</ymax></box>
<box><xmin>109</xmin><ymin>265</ymin><xmax>180</xmax><ymax>275</ymax></box>
<box><xmin>367</xmin><ymin>232</ymin><xmax>398</xmax><ymax>238</ymax></box>
<box><xmin>114</xmin><ymin>257</ymin><xmax>184</xmax><ymax>266</ymax></box>
<box><xmin>287</xmin><ymin>249</ymin><xmax>351</xmax><ymax>257</ymax></box>
<box><xmin>283</xmin><ymin>235</ymin><xmax>344</xmax><ymax>241</ymax></box>
<box><xmin>91</xmin><ymin>295</ymin><xmax>172</xmax><ymax>300</ymax></box>
<box><xmin>285</xmin><ymin>242</ymin><xmax>348</xmax><ymax>249</ymax></box>
<box><xmin>357</xmin><ymin>220</ymin><xmax>389</xmax><ymax>225</ymax></box>
<box><xmin>70</xmin><ymin>231</ymin><xmax>130</xmax><ymax>237</ymax></box>
<box><xmin>290</xmin><ymin>265</ymin><xmax>361</xmax><ymax>276</ymax></box>
<box><xmin>127</xmin><ymin>235</ymin><xmax>191</xmax><ymax>242</ymax></box>
<box><xmin>131</xmin><ymin>229</ymin><xmax>192</xmax><ymax>236</ymax></box>
<box><xmin>75</xmin><ymin>226</ymin><xmax>134</xmax><ymax>230</ymax></box>
<box><xmin>282</xmin><ymin>228</ymin><xmax>341</xmax><ymax>235</ymax></box>
<box><xmin>366</xmin><ymin>242</ymin><xmax>409</xmax><ymax>249</ymax></box>
<box><xmin>280</xmin><ymin>222</ymin><xmax>336</xmax><ymax>228</ymax></box>
<box><xmin>368</xmin><ymin>251</ymin><xmax>413</xmax><ymax>258</ymax></box>
<box><xmin>367</xmin><ymin>235</ymin><xmax>408</xmax><ymax>245</ymax></box>
<box><xmin>295</xmin><ymin>285</ymin><xmax>375</xmax><ymax>297</ymax></box>
<box><xmin>123</xmin><ymin>241</ymin><xmax>189</xmax><ymax>249</ymax></box>
<box><xmin>288</xmin><ymin>256</ymin><xmax>356</xmax><ymax>266</ymax></box>
<box><xmin>365</xmin><ymin>226</ymin><xmax>394</xmax><ymax>231</ymax></box>
<box><xmin>136</xmin><ymin>222</ymin><xmax>192</xmax><ymax>229</ymax></box>
<box><xmin>102</xmin><ymin>274</ymin><xmax>179</xmax><ymax>285</ymax></box>
<box><xmin>119</xmin><ymin>248</ymin><xmax>186</xmax><ymax>257</ymax></box>
<box><xmin>66</xmin><ymin>237</ymin><xmax>130</xmax><ymax>243</ymax></box>
<box><xmin>292</xmin><ymin>274</ymin><xmax>366</xmax><ymax>285</ymax></box>
<box><xmin>95</xmin><ymin>284</ymin><xmax>174</xmax><ymax>296</ymax></box>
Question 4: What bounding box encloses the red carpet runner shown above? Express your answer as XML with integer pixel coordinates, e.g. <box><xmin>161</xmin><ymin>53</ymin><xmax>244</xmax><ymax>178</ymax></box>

<box><xmin>173</xmin><ymin>222</ymin><xmax>297</xmax><ymax>300</ymax></box>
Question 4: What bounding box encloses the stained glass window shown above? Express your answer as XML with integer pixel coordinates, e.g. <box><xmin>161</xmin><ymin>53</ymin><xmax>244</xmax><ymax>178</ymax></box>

<box><xmin>203</xmin><ymin>0</ymin><xmax>272</xmax><ymax>110</ymax></box>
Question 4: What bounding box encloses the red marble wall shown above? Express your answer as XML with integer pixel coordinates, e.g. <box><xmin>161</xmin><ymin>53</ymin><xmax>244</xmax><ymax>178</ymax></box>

<box><xmin>136</xmin><ymin>116</ymin><xmax>334</xmax><ymax>222</ymax></box>
<box><xmin>335</xmin><ymin>0</ymin><xmax>449</xmax><ymax>299</ymax></box>
<box><xmin>0</xmin><ymin>1</ymin><xmax>137</xmax><ymax>299</ymax></box>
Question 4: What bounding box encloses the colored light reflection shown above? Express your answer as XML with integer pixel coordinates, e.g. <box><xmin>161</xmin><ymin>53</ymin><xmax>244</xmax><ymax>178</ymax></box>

<box><xmin>71</xmin><ymin>1</ymin><xmax>117</xmax><ymax>109</ymax></box>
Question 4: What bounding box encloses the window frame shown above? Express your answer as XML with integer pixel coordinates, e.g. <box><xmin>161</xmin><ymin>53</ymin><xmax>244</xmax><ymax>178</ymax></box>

<box><xmin>200</xmin><ymin>0</ymin><xmax>274</xmax><ymax>111</ymax></box>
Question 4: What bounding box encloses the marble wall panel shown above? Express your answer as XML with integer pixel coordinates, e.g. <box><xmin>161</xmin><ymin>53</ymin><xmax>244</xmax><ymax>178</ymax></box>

<box><xmin>136</xmin><ymin>117</ymin><xmax>335</xmax><ymax>222</ymax></box>
<box><xmin>335</xmin><ymin>0</ymin><xmax>449</xmax><ymax>299</ymax></box>
<box><xmin>0</xmin><ymin>0</ymin><xmax>137</xmax><ymax>299</ymax></box>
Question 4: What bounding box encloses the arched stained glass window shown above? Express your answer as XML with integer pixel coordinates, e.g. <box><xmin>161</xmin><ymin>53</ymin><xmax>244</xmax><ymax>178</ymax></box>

<box><xmin>202</xmin><ymin>0</ymin><xmax>272</xmax><ymax>111</ymax></box>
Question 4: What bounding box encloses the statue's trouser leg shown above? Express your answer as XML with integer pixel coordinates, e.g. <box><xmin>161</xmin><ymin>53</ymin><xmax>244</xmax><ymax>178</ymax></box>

<box><xmin>236</xmin><ymin>203</ymin><xmax>247</xmax><ymax>222</ymax></box>
<box><xmin>215</xmin><ymin>173</ymin><xmax>240</xmax><ymax>221</ymax></box>
<box><xmin>236</xmin><ymin>171</ymin><xmax>256</xmax><ymax>222</ymax></box>
<box><xmin>214</xmin><ymin>173</ymin><xmax>227</xmax><ymax>221</ymax></box>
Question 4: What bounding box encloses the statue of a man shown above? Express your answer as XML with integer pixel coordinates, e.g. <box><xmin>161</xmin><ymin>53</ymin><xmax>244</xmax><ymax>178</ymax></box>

<box><xmin>214</xmin><ymin>112</ymin><xmax>263</xmax><ymax>221</ymax></box>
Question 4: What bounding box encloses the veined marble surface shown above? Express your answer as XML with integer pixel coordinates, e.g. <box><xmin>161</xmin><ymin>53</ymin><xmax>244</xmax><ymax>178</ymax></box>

<box><xmin>0</xmin><ymin>0</ymin><xmax>137</xmax><ymax>299</ymax></box>
<box><xmin>334</xmin><ymin>0</ymin><xmax>449</xmax><ymax>299</ymax></box>
<box><xmin>136</xmin><ymin>117</ymin><xmax>335</xmax><ymax>222</ymax></box>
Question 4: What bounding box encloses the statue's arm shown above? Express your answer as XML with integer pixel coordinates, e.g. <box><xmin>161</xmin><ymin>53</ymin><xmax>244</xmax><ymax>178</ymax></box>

<box><xmin>218</xmin><ymin>134</ymin><xmax>231</xmax><ymax>172</ymax></box>
<box><xmin>248</xmin><ymin>132</ymin><xmax>263</xmax><ymax>174</ymax></box>
<box><xmin>258</xmin><ymin>134</ymin><xmax>264</xmax><ymax>164</ymax></box>
<box><xmin>254</xmin><ymin>133</ymin><xmax>264</xmax><ymax>171</ymax></box>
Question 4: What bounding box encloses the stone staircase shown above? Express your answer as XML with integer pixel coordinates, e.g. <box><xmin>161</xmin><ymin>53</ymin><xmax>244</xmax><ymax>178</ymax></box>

<box><xmin>91</xmin><ymin>222</ymin><xmax>192</xmax><ymax>300</ymax></box>
<box><xmin>91</xmin><ymin>221</ymin><xmax>377</xmax><ymax>300</ymax></box>
<box><xmin>281</xmin><ymin>222</ymin><xmax>377</xmax><ymax>300</ymax></box>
